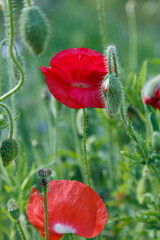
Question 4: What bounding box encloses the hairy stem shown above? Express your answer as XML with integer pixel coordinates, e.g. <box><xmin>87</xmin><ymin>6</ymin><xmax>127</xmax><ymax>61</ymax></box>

<box><xmin>16</xmin><ymin>220</ymin><xmax>27</xmax><ymax>240</ymax></box>
<box><xmin>120</xmin><ymin>105</ymin><xmax>147</xmax><ymax>162</ymax></box>
<box><xmin>83</xmin><ymin>108</ymin><xmax>91</xmax><ymax>187</ymax></box>
<box><xmin>43</xmin><ymin>186</ymin><xmax>49</xmax><ymax>240</ymax></box>
<box><xmin>0</xmin><ymin>0</ymin><xmax>24</xmax><ymax>102</ymax></box>
<box><xmin>0</xmin><ymin>102</ymin><xmax>14</xmax><ymax>139</ymax></box>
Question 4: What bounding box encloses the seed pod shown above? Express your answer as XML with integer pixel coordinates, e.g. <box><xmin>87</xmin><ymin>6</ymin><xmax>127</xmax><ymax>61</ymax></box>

<box><xmin>102</xmin><ymin>73</ymin><xmax>123</xmax><ymax>117</ymax></box>
<box><xmin>38</xmin><ymin>168</ymin><xmax>52</xmax><ymax>187</ymax></box>
<box><xmin>0</xmin><ymin>139</ymin><xmax>18</xmax><ymax>167</ymax></box>
<box><xmin>20</xmin><ymin>6</ymin><xmax>49</xmax><ymax>55</ymax></box>
<box><xmin>8</xmin><ymin>203</ymin><xmax>20</xmax><ymax>220</ymax></box>
<box><xmin>152</xmin><ymin>131</ymin><xmax>160</xmax><ymax>152</ymax></box>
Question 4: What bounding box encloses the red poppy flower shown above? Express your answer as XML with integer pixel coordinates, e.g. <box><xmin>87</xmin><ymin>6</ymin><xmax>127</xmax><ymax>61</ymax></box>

<box><xmin>40</xmin><ymin>48</ymin><xmax>108</xmax><ymax>109</ymax></box>
<box><xmin>26</xmin><ymin>180</ymin><xmax>108</xmax><ymax>239</ymax></box>
<box><xmin>143</xmin><ymin>75</ymin><xmax>160</xmax><ymax>111</ymax></box>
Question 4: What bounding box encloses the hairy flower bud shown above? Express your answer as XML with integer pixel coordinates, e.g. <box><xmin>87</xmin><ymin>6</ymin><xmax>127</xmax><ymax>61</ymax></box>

<box><xmin>8</xmin><ymin>203</ymin><xmax>20</xmax><ymax>220</ymax></box>
<box><xmin>0</xmin><ymin>139</ymin><xmax>18</xmax><ymax>167</ymax></box>
<box><xmin>20</xmin><ymin>6</ymin><xmax>49</xmax><ymax>55</ymax></box>
<box><xmin>143</xmin><ymin>75</ymin><xmax>160</xmax><ymax>110</ymax></box>
<box><xmin>152</xmin><ymin>131</ymin><xmax>160</xmax><ymax>152</ymax></box>
<box><xmin>102</xmin><ymin>73</ymin><xmax>123</xmax><ymax>117</ymax></box>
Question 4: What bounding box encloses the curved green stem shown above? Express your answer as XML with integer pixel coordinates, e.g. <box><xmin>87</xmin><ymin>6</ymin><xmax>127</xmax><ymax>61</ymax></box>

<box><xmin>97</xmin><ymin>0</ymin><xmax>107</xmax><ymax>51</ymax></box>
<box><xmin>16</xmin><ymin>220</ymin><xmax>27</xmax><ymax>240</ymax></box>
<box><xmin>0</xmin><ymin>102</ymin><xmax>14</xmax><ymax>139</ymax></box>
<box><xmin>83</xmin><ymin>108</ymin><xmax>91</xmax><ymax>187</ymax></box>
<box><xmin>0</xmin><ymin>39</ymin><xmax>8</xmax><ymax>96</ymax></box>
<box><xmin>43</xmin><ymin>186</ymin><xmax>49</xmax><ymax>240</ymax></box>
<box><xmin>0</xmin><ymin>0</ymin><xmax>24</xmax><ymax>102</ymax></box>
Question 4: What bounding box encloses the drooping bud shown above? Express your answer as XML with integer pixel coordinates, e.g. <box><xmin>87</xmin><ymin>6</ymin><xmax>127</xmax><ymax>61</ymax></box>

<box><xmin>152</xmin><ymin>131</ymin><xmax>160</xmax><ymax>152</ymax></box>
<box><xmin>20</xmin><ymin>6</ymin><xmax>49</xmax><ymax>55</ymax></box>
<box><xmin>0</xmin><ymin>139</ymin><xmax>18</xmax><ymax>167</ymax></box>
<box><xmin>38</xmin><ymin>168</ymin><xmax>52</xmax><ymax>187</ymax></box>
<box><xmin>8</xmin><ymin>203</ymin><xmax>20</xmax><ymax>220</ymax></box>
<box><xmin>102</xmin><ymin>73</ymin><xmax>123</xmax><ymax>117</ymax></box>
<box><xmin>143</xmin><ymin>75</ymin><xmax>160</xmax><ymax>110</ymax></box>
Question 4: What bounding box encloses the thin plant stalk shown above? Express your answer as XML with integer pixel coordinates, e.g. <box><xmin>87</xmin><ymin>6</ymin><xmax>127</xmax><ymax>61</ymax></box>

<box><xmin>0</xmin><ymin>0</ymin><xmax>24</xmax><ymax>102</ymax></box>
<box><xmin>83</xmin><ymin>108</ymin><xmax>91</xmax><ymax>187</ymax></box>
<box><xmin>120</xmin><ymin>105</ymin><xmax>147</xmax><ymax>162</ymax></box>
<box><xmin>126</xmin><ymin>0</ymin><xmax>137</xmax><ymax>70</ymax></box>
<box><xmin>0</xmin><ymin>102</ymin><xmax>14</xmax><ymax>139</ymax></box>
<box><xmin>16</xmin><ymin>220</ymin><xmax>27</xmax><ymax>240</ymax></box>
<box><xmin>97</xmin><ymin>0</ymin><xmax>107</xmax><ymax>51</ymax></box>
<box><xmin>43</xmin><ymin>186</ymin><xmax>49</xmax><ymax>240</ymax></box>
<box><xmin>71</xmin><ymin>109</ymin><xmax>85</xmax><ymax>181</ymax></box>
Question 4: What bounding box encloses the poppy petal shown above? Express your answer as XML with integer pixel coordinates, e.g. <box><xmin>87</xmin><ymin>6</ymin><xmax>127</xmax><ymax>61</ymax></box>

<box><xmin>50</xmin><ymin>48</ymin><xmax>106</xmax><ymax>66</ymax></box>
<box><xmin>26</xmin><ymin>180</ymin><xmax>108</xmax><ymax>239</ymax></box>
<box><xmin>40</xmin><ymin>66</ymin><xmax>86</xmax><ymax>109</ymax></box>
<box><xmin>40</xmin><ymin>48</ymin><xmax>108</xmax><ymax>109</ymax></box>
<box><xmin>69</xmin><ymin>86</ymin><xmax>105</xmax><ymax>108</ymax></box>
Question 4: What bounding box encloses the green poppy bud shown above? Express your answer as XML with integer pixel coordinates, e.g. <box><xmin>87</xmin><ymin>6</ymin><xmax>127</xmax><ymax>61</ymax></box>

<box><xmin>0</xmin><ymin>139</ymin><xmax>18</xmax><ymax>167</ymax></box>
<box><xmin>102</xmin><ymin>73</ymin><xmax>123</xmax><ymax>117</ymax></box>
<box><xmin>152</xmin><ymin>131</ymin><xmax>160</xmax><ymax>152</ymax></box>
<box><xmin>8</xmin><ymin>203</ymin><xmax>20</xmax><ymax>220</ymax></box>
<box><xmin>20</xmin><ymin>6</ymin><xmax>49</xmax><ymax>55</ymax></box>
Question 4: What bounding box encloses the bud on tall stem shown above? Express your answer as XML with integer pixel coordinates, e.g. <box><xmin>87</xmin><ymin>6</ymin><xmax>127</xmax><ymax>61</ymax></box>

<box><xmin>38</xmin><ymin>168</ymin><xmax>52</xmax><ymax>240</ymax></box>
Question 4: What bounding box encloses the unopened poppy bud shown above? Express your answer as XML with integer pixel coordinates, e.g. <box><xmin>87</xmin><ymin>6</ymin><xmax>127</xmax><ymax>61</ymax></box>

<box><xmin>20</xmin><ymin>6</ymin><xmax>49</xmax><ymax>55</ymax></box>
<box><xmin>102</xmin><ymin>73</ymin><xmax>123</xmax><ymax>117</ymax></box>
<box><xmin>8</xmin><ymin>203</ymin><xmax>20</xmax><ymax>220</ymax></box>
<box><xmin>0</xmin><ymin>139</ymin><xmax>18</xmax><ymax>167</ymax></box>
<box><xmin>143</xmin><ymin>75</ymin><xmax>160</xmax><ymax>110</ymax></box>
<box><xmin>38</xmin><ymin>168</ymin><xmax>52</xmax><ymax>187</ymax></box>
<box><xmin>152</xmin><ymin>131</ymin><xmax>160</xmax><ymax>152</ymax></box>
